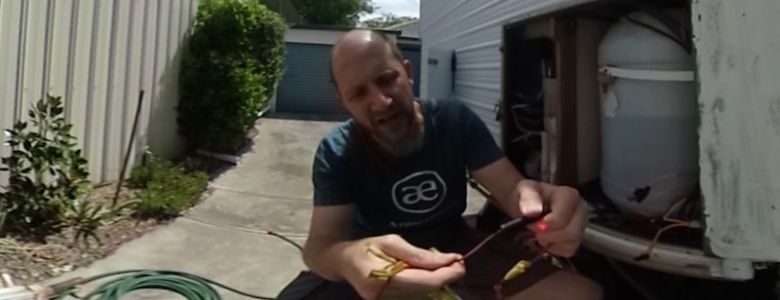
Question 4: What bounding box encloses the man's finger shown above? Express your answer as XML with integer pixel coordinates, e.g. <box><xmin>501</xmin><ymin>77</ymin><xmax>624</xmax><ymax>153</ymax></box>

<box><xmin>536</xmin><ymin>200</ymin><xmax>588</xmax><ymax>257</ymax></box>
<box><xmin>540</xmin><ymin>186</ymin><xmax>581</xmax><ymax>231</ymax></box>
<box><xmin>391</xmin><ymin>263</ymin><xmax>466</xmax><ymax>288</ymax></box>
<box><xmin>377</xmin><ymin>235</ymin><xmax>462</xmax><ymax>269</ymax></box>
<box><xmin>545</xmin><ymin>242</ymin><xmax>580</xmax><ymax>258</ymax></box>
<box><xmin>517</xmin><ymin>180</ymin><xmax>544</xmax><ymax>217</ymax></box>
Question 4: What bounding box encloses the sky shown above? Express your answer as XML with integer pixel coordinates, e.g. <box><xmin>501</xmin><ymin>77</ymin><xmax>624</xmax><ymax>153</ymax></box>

<box><xmin>364</xmin><ymin>0</ymin><xmax>420</xmax><ymax>19</ymax></box>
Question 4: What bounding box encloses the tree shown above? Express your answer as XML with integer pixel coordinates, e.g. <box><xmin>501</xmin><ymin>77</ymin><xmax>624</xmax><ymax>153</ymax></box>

<box><xmin>290</xmin><ymin>0</ymin><xmax>374</xmax><ymax>26</ymax></box>
<box><xmin>361</xmin><ymin>13</ymin><xmax>417</xmax><ymax>28</ymax></box>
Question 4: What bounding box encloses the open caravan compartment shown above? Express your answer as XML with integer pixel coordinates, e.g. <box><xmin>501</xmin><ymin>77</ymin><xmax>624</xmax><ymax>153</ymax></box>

<box><xmin>466</xmin><ymin>0</ymin><xmax>780</xmax><ymax>286</ymax></box>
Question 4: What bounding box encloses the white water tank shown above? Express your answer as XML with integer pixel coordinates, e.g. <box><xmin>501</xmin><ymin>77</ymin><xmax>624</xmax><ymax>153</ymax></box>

<box><xmin>598</xmin><ymin>12</ymin><xmax>699</xmax><ymax>219</ymax></box>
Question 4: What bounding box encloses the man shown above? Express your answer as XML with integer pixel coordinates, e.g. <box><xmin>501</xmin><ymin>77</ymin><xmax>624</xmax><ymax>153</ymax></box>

<box><xmin>275</xmin><ymin>29</ymin><xmax>602</xmax><ymax>300</ymax></box>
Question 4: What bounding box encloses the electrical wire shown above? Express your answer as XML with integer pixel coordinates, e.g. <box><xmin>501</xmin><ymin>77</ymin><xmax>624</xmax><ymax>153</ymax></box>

<box><xmin>509</xmin><ymin>91</ymin><xmax>544</xmax><ymax>147</ymax></box>
<box><xmin>375</xmin><ymin>207</ymin><xmax>552</xmax><ymax>299</ymax></box>
<box><xmin>267</xmin><ymin>230</ymin><xmax>304</xmax><ymax>251</ymax></box>
<box><xmin>625</xmin><ymin>0</ymin><xmax>692</xmax><ymax>53</ymax></box>
<box><xmin>624</xmin><ymin>14</ymin><xmax>690</xmax><ymax>53</ymax></box>
<box><xmin>51</xmin><ymin>201</ymin><xmax>550</xmax><ymax>300</ymax></box>
<box><xmin>634</xmin><ymin>199</ymin><xmax>694</xmax><ymax>261</ymax></box>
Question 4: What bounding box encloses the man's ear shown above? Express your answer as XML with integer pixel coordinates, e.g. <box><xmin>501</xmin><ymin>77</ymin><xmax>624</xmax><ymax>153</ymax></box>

<box><xmin>403</xmin><ymin>59</ymin><xmax>414</xmax><ymax>81</ymax></box>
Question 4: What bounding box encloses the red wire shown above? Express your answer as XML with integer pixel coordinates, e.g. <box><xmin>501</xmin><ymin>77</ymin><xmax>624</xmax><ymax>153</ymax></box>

<box><xmin>642</xmin><ymin>222</ymin><xmax>690</xmax><ymax>257</ymax></box>
<box><xmin>462</xmin><ymin>231</ymin><xmax>499</xmax><ymax>260</ymax></box>
<box><xmin>463</xmin><ymin>220</ymin><xmax>547</xmax><ymax>260</ymax></box>
<box><xmin>374</xmin><ymin>219</ymin><xmax>547</xmax><ymax>299</ymax></box>
<box><xmin>375</xmin><ymin>230</ymin><xmax>495</xmax><ymax>299</ymax></box>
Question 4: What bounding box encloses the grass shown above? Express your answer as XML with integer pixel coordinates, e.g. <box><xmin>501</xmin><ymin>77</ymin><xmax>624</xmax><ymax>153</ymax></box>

<box><xmin>126</xmin><ymin>156</ymin><xmax>210</xmax><ymax>220</ymax></box>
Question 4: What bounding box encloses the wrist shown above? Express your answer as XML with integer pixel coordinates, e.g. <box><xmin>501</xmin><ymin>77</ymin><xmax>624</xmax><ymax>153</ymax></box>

<box><xmin>329</xmin><ymin>241</ymin><xmax>359</xmax><ymax>280</ymax></box>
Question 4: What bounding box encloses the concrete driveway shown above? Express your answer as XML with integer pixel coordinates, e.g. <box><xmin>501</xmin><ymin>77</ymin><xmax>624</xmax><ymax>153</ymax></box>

<box><xmin>50</xmin><ymin>114</ymin><xmax>487</xmax><ymax>299</ymax></box>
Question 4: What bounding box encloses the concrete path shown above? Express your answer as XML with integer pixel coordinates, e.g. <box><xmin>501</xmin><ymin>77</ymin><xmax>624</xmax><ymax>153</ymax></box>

<box><xmin>50</xmin><ymin>114</ymin><xmax>487</xmax><ymax>300</ymax></box>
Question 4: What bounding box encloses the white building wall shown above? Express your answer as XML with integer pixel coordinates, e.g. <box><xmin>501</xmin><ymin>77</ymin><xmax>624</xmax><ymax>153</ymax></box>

<box><xmin>420</xmin><ymin>0</ymin><xmax>596</xmax><ymax>142</ymax></box>
<box><xmin>0</xmin><ymin>0</ymin><xmax>197</xmax><ymax>185</ymax></box>
<box><xmin>694</xmin><ymin>0</ymin><xmax>780</xmax><ymax>261</ymax></box>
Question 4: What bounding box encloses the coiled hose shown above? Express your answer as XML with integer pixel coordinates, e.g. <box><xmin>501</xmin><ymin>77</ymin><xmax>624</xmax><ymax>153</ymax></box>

<box><xmin>46</xmin><ymin>229</ymin><xmax>305</xmax><ymax>300</ymax></box>
<box><xmin>53</xmin><ymin>270</ymin><xmax>275</xmax><ymax>300</ymax></box>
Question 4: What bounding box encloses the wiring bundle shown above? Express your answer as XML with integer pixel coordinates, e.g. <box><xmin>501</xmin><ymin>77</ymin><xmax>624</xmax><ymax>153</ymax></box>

<box><xmin>370</xmin><ymin>204</ymin><xmax>561</xmax><ymax>300</ymax></box>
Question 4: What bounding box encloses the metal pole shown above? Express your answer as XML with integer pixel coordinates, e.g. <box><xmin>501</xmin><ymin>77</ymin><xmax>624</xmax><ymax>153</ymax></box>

<box><xmin>113</xmin><ymin>90</ymin><xmax>145</xmax><ymax>207</ymax></box>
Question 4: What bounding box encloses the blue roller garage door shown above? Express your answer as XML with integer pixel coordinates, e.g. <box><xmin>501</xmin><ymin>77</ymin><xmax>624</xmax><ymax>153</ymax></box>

<box><xmin>276</xmin><ymin>43</ymin><xmax>346</xmax><ymax>115</ymax></box>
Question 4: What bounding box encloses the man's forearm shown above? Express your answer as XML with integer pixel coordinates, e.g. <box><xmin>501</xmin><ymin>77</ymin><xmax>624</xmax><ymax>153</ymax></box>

<box><xmin>493</xmin><ymin>183</ymin><xmax>525</xmax><ymax>219</ymax></box>
<box><xmin>471</xmin><ymin>157</ymin><xmax>529</xmax><ymax>219</ymax></box>
<box><xmin>302</xmin><ymin>238</ymin><xmax>354</xmax><ymax>281</ymax></box>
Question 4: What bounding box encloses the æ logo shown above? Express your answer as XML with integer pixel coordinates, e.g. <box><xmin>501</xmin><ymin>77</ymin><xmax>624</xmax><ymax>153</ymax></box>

<box><xmin>391</xmin><ymin>171</ymin><xmax>447</xmax><ymax>214</ymax></box>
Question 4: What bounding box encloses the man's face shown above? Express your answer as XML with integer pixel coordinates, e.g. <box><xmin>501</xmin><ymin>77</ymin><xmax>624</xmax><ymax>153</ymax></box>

<box><xmin>332</xmin><ymin>40</ymin><xmax>417</xmax><ymax>147</ymax></box>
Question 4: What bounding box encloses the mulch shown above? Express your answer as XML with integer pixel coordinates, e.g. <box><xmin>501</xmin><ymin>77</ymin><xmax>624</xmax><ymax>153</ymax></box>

<box><xmin>0</xmin><ymin>183</ymin><xmax>159</xmax><ymax>284</ymax></box>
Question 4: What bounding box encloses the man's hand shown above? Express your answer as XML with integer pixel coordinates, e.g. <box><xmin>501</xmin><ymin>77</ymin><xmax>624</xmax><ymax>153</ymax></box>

<box><xmin>339</xmin><ymin>234</ymin><xmax>465</xmax><ymax>300</ymax></box>
<box><xmin>514</xmin><ymin>179</ymin><xmax>588</xmax><ymax>257</ymax></box>
<box><xmin>471</xmin><ymin>157</ymin><xmax>588</xmax><ymax>258</ymax></box>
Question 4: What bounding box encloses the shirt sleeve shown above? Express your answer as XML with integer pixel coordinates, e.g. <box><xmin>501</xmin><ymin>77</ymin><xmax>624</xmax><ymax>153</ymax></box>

<box><xmin>459</xmin><ymin>101</ymin><xmax>505</xmax><ymax>171</ymax></box>
<box><xmin>311</xmin><ymin>138</ymin><xmax>354</xmax><ymax>206</ymax></box>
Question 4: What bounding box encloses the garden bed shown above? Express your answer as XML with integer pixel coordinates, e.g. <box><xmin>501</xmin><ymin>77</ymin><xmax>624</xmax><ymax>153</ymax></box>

<box><xmin>0</xmin><ymin>184</ymin><xmax>157</xmax><ymax>284</ymax></box>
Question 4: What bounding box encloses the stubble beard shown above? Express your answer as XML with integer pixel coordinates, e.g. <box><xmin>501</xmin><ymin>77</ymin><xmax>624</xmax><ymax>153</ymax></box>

<box><xmin>371</xmin><ymin>104</ymin><xmax>425</xmax><ymax>158</ymax></box>
<box><xmin>376</xmin><ymin>121</ymin><xmax>424</xmax><ymax>157</ymax></box>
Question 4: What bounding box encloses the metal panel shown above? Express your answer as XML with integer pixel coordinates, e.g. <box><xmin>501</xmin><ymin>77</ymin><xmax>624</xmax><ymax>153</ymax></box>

<box><xmin>694</xmin><ymin>0</ymin><xmax>780</xmax><ymax>260</ymax></box>
<box><xmin>425</xmin><ymin>48</ymin><xmax>453</xmax><ymax>101</ymax></box>
<box><xmin>276</xmin><ymin>42</ymin><xmax>345</xmax><ymax>115</ymax></box>
<box><xmin>455</xmin><ymin>41</ymin><xmax>502</xmax><ymax>142</ymax></box>
<box><xmin>420</xmin><ymin>0</ymin><xmax>598</xmax><ymax>144</ymax></box>
<box><xmin>0</xmin><ymin>0</ymin><xmax>197</xmax><ymax>185</ymax></box>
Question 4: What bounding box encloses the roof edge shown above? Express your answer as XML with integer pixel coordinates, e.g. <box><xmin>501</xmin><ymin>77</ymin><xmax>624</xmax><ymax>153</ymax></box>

<box><xmin>290</xmin><ymin>24</ymin><xmax>401</xmax><ymax>35</ymax></box>
<box><xmin>383</xmin><ymin>19</ymin><xmax>419</xmax><ymax>30</ymax></box>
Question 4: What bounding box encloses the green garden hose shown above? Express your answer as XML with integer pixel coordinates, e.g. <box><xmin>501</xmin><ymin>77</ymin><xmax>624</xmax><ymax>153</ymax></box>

<box><xmin>44</xmin><ymin>226</ymin><xmax>303</xmax><ymax>300</ymax></box>
<box><xmin>54</xmin><ymin>270</ymin><xmax>275</xmax><ymax>300</ymax></box>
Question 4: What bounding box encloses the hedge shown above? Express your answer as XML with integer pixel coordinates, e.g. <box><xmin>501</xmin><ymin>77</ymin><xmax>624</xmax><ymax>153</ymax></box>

<box><xmin>178</xmin><ymin>0</ymin><xmax>287</xmax><ymax>154</ymax></box>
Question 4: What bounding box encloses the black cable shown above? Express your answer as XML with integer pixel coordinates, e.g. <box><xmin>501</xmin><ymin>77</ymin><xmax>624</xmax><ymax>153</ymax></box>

<box><xmin>624</xmin><ymin>14</ymin><xmax>690</xmax><ymax>53</ymax></box>
<box><xmin>625</xmin><ymin>0</ymin><xmax>692</xmax><ymax>51</ymax></box>
<box><xmin>267</xmin><ymin>230</ymin><xmax>304</xmax><ymax>251</ymax></box>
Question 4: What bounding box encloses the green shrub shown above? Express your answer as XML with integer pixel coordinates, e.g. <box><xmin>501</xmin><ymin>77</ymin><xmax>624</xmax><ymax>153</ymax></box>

<box><xmin>0</xmin><ymin>95</ymin><xmax>91</xmax><ymax>237</ymax></box>
<box><xmin>178</xmin><ymin>0</ymin><xmax>287</xmax><ymax>154</ymax></box>
<box><xmin>128</xmin><ymin>156</ymin><xmax>209</xmax><ymax>219</ymax></box>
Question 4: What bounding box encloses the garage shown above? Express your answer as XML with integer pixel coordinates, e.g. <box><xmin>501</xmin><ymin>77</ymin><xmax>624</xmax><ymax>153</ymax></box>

<box><xmin>275</xmin><ymin>42</ymin><xmax>341</xmax><ymax>114</ymax></box>
<box><xmin>398</xmin><ymin>37</ymin><xmax>422</xmax><ymax>98</ymax></box>
<box><xmin>274</xmin><ymin>26</ymin><xmax>402</xmax><ymax>115</ymax></box>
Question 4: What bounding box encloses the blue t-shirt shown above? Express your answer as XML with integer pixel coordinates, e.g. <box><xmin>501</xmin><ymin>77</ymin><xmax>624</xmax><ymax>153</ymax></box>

<box><xmin>311</xmin><ymin>98</ymin><xmax>504</xmax><ymax>247</ymax></box>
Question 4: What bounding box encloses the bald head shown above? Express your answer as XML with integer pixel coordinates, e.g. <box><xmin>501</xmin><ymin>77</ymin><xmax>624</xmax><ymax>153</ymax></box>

<box><xmin>326</xmin><ymin>30</ymin><xmax>418</xmax><ymax>149</ymax></box>
<box><xmin>329</xmin><ymin>30</ymin><xmax>404</xmax><ymax>90</ymax></box>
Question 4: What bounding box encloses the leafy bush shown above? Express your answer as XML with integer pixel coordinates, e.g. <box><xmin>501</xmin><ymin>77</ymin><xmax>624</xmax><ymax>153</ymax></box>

<box><xmin>128</xmin><ymin>156</ymin><xmax>209</xmax><ymax>219</ymax></box>
<box><xmin>64</xmin><ymin>198</ymin><xmax>139</xmax><ymax>245</ymax></box>
<box><xmin>0</xmin><ymin>95</ymin><xmax>91</xmax><ymax>237</ymax></box>
<box><xmin>178</xmin><ymin>0</ymin><xmax>287</xmax><ymax>154</ymax></box>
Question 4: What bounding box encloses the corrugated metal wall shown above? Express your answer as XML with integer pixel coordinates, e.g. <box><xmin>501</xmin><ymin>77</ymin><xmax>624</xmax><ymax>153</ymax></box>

<box><xmin>276</xmin><ymin>42</ymin><xmax>345</xmax><ymax>115</ymax></box>
<box><xmin>0</xmin><ymin>0</ymin><xmax>197</xmax><ymax>185</ymax></box>
<box><xmin>420</xmin><ymin>0</ymin><xmax>596</xmax><ymax>142</ymax></box>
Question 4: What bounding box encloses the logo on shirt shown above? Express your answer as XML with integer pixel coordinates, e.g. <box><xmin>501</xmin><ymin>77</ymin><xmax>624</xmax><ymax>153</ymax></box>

<box><xmin>391</xmin><ymin>171</ymin><xmax>447</xmax><ymax>214</ymax></box>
